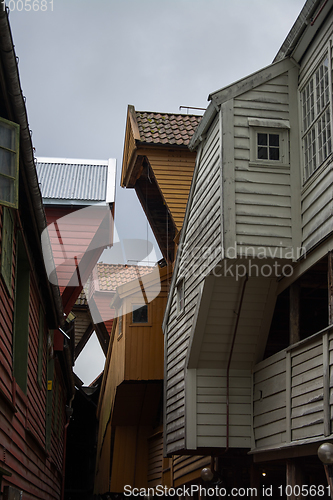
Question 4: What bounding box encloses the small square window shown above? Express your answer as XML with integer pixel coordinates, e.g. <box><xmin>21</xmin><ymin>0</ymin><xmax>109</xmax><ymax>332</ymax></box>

<box><xmin>248</xmin><ymin>120</ymin><xmax>289</xmax><ymax>166</ymax></box>
<box><xmin>177</xmin><ymin>279</ymin><xmax>185</xmax><ymax>315</ymax></box>
<box><xmin>257</xmin><ymin>133</ymin><xmax>280</xmax><ymax>161</ymax></box>
<box><xmin>132</xmin><ymin>304</ymin><xmax>148</xmax><ymax>323</ymax></box>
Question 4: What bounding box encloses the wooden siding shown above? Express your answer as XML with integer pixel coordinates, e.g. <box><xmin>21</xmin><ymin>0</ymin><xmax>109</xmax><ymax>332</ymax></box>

<box><xmin>252</xmin><ymin>328</ymin><xmax>333</xmax><ymax>452</ymax></box>
<box><xmin>72</xmin><ymin>307</ymin><xmax>91</xmax><ymax>347</ymax></box>
<box><xmin>196</xmin><ymin>369</ymin><xmax>251</xmax><ymax>448</ymax></box>
<box><xmin>121</xmin><ymin>111</ymin><xmax>138</xmax><ymax>186</ymax></box>
<box><xmin>253</xmin><ymin>350</ymin><xmax>287</xmax><ymax>449</ymax></box>
<box><xmin>301</xmin><ymin>149</ymin><xmax>333</xmax><ymax>251</ymax></box>
<box><xmin>0</xmin><ymin>213</ymin><xmax>67</xmax><ymax>499</ymax></box>
<box><xmin>95</xmin><ymin>272</ymin><xmax>169</xmax><ymax>494</ymax></box>
<box><xmin>147</xmin><ymin>148</ymin><xmax>197</xmax><ymax>230</ymax></box>
<box><xmin>233</xmin><ymin>72</ymin><xmax>293</xmax><ymax>255</ymax></box>
<box><xmin>124</xmin><ymin>294</ymin><xmax>166</xmax><ymax>381</ymax></box>
<box><xmin>172</xmin><ymin>455</ymin><xmax>210</xmax><ymax>487</ymax></box>
<box><xmin>109</xmin><ymin>425</ymin><xmax>150</xmax><ymax>492</ymax></box>
<box><xmin>165</xmin><ymin>116</ymin><xmax>221</xmax><ymax>455</ymax></box>
<box><xmin>147</xmin><ymin>428</ymin><xmax>163</xmax><ymax>488</ymax></box>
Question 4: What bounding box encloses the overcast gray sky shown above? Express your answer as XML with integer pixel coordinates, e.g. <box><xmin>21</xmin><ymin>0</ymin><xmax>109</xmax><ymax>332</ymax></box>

<box><xmin>8</xmin><ymin>0</ymin><xmax>306</xmax><ymax>383</ymax></box>
<box><xmin>9</xmin><ymin>0</ymin><xmax>305</xmax><ymax>241</ymax></box>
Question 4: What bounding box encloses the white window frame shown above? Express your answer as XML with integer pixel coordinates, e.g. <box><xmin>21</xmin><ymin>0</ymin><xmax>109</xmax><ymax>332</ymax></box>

<box><xmin>300</xmin><ymin>50</ymin><xmax>333</xmax><ymax>182</ymax></box>
<box><xmin>0</xmin><ymin>116</ymin><xmax>20</xmax><ymax>209</ymax></box>
<box><xmin>248</xmin><ymin>118</ymin><xmax>290</xmax><ymax>167</ymax></box>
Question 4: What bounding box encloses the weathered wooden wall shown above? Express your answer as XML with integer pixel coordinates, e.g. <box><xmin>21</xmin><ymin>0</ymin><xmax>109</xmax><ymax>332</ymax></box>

<box><xmin>124</xmin><ymin>294</ymin><xmax>166</xmax><ymax>381</ymax></box>
<box><xmin>0</xmin><ymin>207</ymin><xmax>67</xmax><ymax>499</ymax></box>
<box><xmin>148</xmin><ymin>148</ymin><xmax>197</xmax><ymax>230</ymax></box>
<box><xmin>252</xmin><ymin>328</ymin><xmax>333</xmax><ymax>452</ymax></box>
<box><xmin>233</xmin><ymin>73</ymin><xmax>292</xmax><ymax>253</ymax></box>
<box><xmin>147</xmin><ymin>427</ymin><xmax>163</xmax><ymax>488</ymax></box>
<box><xmin>165</xmin><ymin>116</ymin><xmax>221</xmax><ymax>455</ymax></box>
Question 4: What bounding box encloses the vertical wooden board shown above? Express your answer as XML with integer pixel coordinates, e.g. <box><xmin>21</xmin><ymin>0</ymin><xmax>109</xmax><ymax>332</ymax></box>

<box><xmin>149</xmin><ymin>149</ymin><xmax>197</xmax><ymax>230</ymax></box>
<box><xmin>94</xmin><ymin>419</ymin><xmax>112</xmax><ymax>495</ymax></box>
<box><xmin>112</xmin><ymin>424</ymin><xmax>150</xmax><ymax>489</ymax></box>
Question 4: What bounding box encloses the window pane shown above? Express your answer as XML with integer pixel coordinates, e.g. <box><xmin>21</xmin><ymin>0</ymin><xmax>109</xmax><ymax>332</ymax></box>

<box><xmin>0</xmin><ymin>148</ymin><xmax>16</xmax><ymax>177</ymax></box>
<box><xmin>269</xmin><ymin>134</ymin><xmax>279</xmax><ymax>147</ymax></box>
<box><xmin>0</xmin><ymin>121</ymin><xmax>16</xmax><ymax>150</ymax></box>
<box><xmin>257</xmin><ymin>133</ymin><xmax>267</xmax><ymax>145</ymax></box>
<box><xmin>132</xmin><ymin>304</ymin><xmax>148</xmax><ymax>323</ymax></box>
<box><xmin>269</xmin><ymin>148</ymin><xmax>280</xmax><ymax>161</ymax></box>
<box><xmin>0</xmin><ymin>176</ymin><xmax>14</xmax><ymax>205</ymax></box>
<box><xmin>258</xmin><ymin>146</ymin><xmax>268</xmax><ymax>159</ymax></box>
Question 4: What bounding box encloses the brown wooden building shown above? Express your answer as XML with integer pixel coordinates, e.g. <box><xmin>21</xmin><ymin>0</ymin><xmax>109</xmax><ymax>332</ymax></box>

<box><xmin>0</xmin><ymin>9</ymin><xmax>74</xmax><ymax>500</ymax></box>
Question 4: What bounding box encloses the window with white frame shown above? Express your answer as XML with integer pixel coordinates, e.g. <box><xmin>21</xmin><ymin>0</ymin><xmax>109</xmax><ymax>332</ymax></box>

<box><xmin>248</xmin><ymin>118</ymin><xmax>290</xmax><ymax>166</ymax></box>
<box><xmin>301</xmin><ymin>55</ymin><xmax>332</xmax><ymax>181</ymax></box>
<box><xmin>0</xmin><ymin>117</ymin><xmax>19</xmax><ymax>209</ymax></box>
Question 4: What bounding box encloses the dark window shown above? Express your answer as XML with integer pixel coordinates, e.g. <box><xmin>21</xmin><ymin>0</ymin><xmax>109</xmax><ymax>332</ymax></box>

<box><xmin>132</xmin><ymin>304</ymin><xmax>148</xmax><ymax>323</ymax></box>
<box><xmin>257</xmin><ymin>133</ymin><xmax>280</xmax><ymax>161</ymax></box>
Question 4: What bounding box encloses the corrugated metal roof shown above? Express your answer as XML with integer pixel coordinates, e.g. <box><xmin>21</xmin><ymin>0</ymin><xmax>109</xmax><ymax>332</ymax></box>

<box><xmin>36</xmin><ymin>158</ymin><xmax>110</xmax><ymax>202</ymax></box>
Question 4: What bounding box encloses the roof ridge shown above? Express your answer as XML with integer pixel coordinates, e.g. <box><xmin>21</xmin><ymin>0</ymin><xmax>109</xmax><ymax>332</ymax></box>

<box><xmin>136</xmin><ymin>110</ymin><xmax>203</xmax><ymax>118</ymax></box>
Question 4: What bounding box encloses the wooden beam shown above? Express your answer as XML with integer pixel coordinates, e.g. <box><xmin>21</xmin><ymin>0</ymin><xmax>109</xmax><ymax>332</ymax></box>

<box><xmin>289</xmin><ymin>281</ymin><xmax>300</xmax><ymax>345</ymax></box>
<box><xmin>94</xmin><ymin>322</ymin><xmax>109</xmax><ymax>356</ymax></box>
<box><xmin>74</xmin><ymin>322</ymin><xmax>94</xmax><ymax>360</ymax></box>
<box><xmin>286</xmin><ymin>459</ymin><xmax>304</xmax><ymax>500</ymax></box>
<box><xmin>324</xmin><ymin>465</ymin><xmax>333</xmax><ymax>500</ymax></box>
<box><xmin>250</xmin><ymin>463</ymin><xmax>261</xmax><ymax>498</ymax></box>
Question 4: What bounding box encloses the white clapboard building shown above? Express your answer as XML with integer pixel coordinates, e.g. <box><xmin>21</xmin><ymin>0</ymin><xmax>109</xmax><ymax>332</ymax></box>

<box><xmin>163</xmin><ymin>0</ymin><xmax>333</xmax><ymax>488</ymax></box>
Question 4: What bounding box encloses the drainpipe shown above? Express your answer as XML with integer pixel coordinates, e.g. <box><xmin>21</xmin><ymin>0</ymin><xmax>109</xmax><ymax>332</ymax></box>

<box><xmin>61</xmin><ymin>395</ymin><xmax>74</xmax><ymax>500</ymax></box>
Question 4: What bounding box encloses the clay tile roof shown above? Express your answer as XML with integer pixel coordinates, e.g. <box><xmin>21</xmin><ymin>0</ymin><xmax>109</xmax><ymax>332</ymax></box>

<box><xmin>75</xmin><ymin>289</ymin><xmax>88</xmax><ymax>306</ymax></box>
<box><xmin>96</xmin><ymin>263</ymin><xmax>154</xmax><ymax>292</ymax></box>
<box><xmin>135</xmin><ymin>111</ymin><xmax>202</xmax><ymax>146</ymax></box>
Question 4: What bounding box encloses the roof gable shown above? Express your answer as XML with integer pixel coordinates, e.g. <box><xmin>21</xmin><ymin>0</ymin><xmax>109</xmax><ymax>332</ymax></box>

<box><xmin>274</xmin><ymin>0</ymin><xmax>329</xmax><ymax>63</ymax></box>
<box><xmin>190</xmin><ymin>58</ymin><xmax>295</xmax><ymax>150</ymax></box>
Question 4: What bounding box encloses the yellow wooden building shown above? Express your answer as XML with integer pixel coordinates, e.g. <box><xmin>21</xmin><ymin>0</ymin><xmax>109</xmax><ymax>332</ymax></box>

<box><xmin>94</xmin><ymin>107</ymin><xmax>215</xmax><ymax>495</ymax></box>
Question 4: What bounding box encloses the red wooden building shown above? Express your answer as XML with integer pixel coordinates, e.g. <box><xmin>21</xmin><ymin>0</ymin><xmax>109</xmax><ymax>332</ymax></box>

<box><xmin>0</xmin><ymin>8</ymin><xmax>74</xmax><ymax>500</ymax></box>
